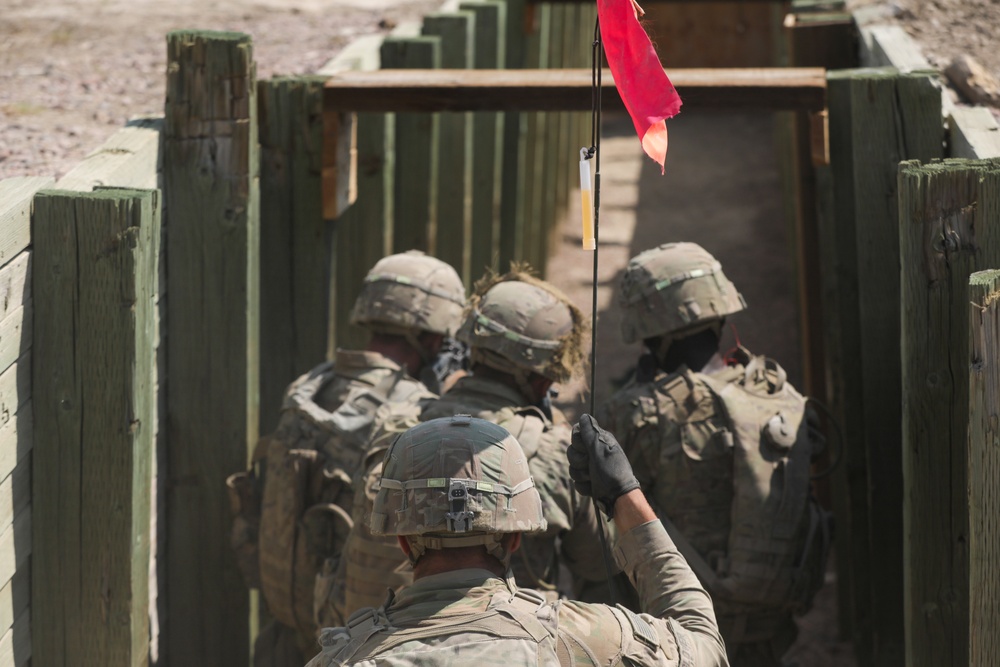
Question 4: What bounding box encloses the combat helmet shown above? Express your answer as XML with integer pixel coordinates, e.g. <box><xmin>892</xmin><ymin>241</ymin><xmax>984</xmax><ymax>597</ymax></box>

<box><xmin>618</xmin><ymin>242</ymin><xmax>746</xmax><ymax>345</ymax></box>
<box><xmin>351</xmin><ymin>250</ymin><xmax>466</xmax><ymax>339</ymax></box>
<box><xmin>456</xmin><ymin>268</ymin><xmax>586</xmax><ymax>395</ymax></box>
<box><xmin>370</xmin><ymin>415</ymin><xmax>546</xmax><ymax>566</ymax></box>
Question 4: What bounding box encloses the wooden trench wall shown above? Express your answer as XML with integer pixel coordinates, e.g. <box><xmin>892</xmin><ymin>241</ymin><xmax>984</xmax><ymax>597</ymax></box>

<box><xmin>0</xmin><ymin>0</ymin><xmax>997</xmax><ymax>665</ymax></box>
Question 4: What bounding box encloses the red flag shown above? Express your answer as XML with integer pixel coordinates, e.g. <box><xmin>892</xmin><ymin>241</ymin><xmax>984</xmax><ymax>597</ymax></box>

<box><xmin>598</xmin><ymin>0</ymin><xmax>682</xmax><ymax>172</ymax></box>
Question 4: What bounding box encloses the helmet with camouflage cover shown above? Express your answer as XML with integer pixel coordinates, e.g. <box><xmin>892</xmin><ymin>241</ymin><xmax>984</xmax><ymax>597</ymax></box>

<box><xmin>370</xmin><ymin>415</ymin><xmax>546</xmax><ymax>566</ymax></box>
<box><xmin>351</xmin><ymin>250</ymin><xmax>466</xmax><ymax>338</ymax></box>
<box><xmin>618</xmin><ymin>242</ymin><xmax>746</xmax><ymax>345</ymax></box>
<box><xmin>456</xmin><ymin>268</ymin><xmax>586</xmax><ymax>387</ymax></box>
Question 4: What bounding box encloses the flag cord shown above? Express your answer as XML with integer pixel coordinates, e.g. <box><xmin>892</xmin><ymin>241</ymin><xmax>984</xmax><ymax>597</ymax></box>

<box><xmin>587</xmin><ymin>15</ymin><xmax>616</xmax><ymax>605</ymax></box>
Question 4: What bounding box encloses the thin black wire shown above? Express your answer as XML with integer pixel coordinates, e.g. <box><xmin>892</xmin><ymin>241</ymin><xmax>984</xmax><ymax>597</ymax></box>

<box><xmin>588</xmin><ymin>14</ymin><xmax>615</xmax><ymax>606</ymax></box>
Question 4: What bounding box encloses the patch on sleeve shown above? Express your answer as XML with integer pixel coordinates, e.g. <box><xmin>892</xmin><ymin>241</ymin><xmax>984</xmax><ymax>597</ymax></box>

<box><xmin>617</xmin><ymin>604</ymin><xmax>659</xmax><ymax>649</ymax></box>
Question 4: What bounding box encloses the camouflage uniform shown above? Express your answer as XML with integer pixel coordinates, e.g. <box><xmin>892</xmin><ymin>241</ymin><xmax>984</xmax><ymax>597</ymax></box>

<box><xmin>336</xmin><ymin>271</ymin><xmax>611</xmax><ymax>616</ymax></box>
<box><xmin>600</xmin><ymin>244</ymin><xmax>827</xmax><ymax>667</ymax></box>
<box><xmin>307</xmin><ymin>416</ymin><xmax>728</xmax><ymax>667</ymax></box>
<box><xmin>228</xmin><ymin>251</ymin><xmax>466</xmax><ymax>666</ymax></box>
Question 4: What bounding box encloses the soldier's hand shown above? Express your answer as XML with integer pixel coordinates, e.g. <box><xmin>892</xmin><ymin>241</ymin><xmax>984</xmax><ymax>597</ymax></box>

<box><xmin>568</xmin><ymin>414</ymin><xmax>640</xmax><ymax>519</ymax></box>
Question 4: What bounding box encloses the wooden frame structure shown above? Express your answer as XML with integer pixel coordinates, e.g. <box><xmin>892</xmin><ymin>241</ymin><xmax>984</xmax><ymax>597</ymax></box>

<box><xmin>322</xmin><ymin>66</ymin><xmax>829</xmax><ymax>216</ymax></box>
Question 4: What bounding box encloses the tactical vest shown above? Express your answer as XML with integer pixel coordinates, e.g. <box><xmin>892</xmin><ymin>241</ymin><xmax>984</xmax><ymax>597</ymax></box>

<box><xmin>634</xmin><ymin>356</ymin><xmax>830</xmax><ymax>632</ymax></box>
<box><xmin>227</xmin><ymin>361</ymin><xmax>433</xmax><ymax>642</ymax></box>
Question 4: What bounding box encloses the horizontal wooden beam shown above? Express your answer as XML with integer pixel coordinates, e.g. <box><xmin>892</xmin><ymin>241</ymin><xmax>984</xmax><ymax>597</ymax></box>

<box><xmin>324</xmin><ymin>67</ymin><xmax>827</xmax><ymax>113</ymax></box>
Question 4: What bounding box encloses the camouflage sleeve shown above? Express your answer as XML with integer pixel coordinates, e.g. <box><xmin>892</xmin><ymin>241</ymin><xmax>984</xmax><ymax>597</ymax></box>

<box><xmin>612</xmin><ymin>520</ymin><xmax>728</xmax><ymax>667</ymax></box>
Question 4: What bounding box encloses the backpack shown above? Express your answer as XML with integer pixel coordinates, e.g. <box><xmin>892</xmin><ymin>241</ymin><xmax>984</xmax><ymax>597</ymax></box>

<box><xmin>660</xmin><ymin>356</ymin><xmax>831</xmax><ymax>618</ymax></box>
<box><xmin>227</xmin><ymin>361</ymin><xmax>433</xmax><ymax>640</ymax></box>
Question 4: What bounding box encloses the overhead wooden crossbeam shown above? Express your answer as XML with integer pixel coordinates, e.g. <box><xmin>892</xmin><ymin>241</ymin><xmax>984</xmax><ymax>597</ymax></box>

<box><xmin>324</xmin><ymin>67</ymin><xmax>827</xmax><ymax>113</ymax></box>
<box><xmin>322</xmin><ymin>67</ymin><xmax>828</xmax><ymax>217</ymax></box>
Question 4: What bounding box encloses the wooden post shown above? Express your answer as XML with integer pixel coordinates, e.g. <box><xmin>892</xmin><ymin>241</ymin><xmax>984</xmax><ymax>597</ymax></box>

<box><xmin>163</xmin><ymin>30</ymin><xmax>259</xmax><ymax>665</ymax></box>
<box><xmin>967</xmin><ymin>268</ymin><xmax>1000</xmax><ymax>667</ymax></box>
<box><xmin>823</xmin><ymin>69</ymin><xmax>942</xmax><ymax>667</ymax></box>
<box><xmin>381</xmin><ymin>33</ymin><xmax>441</xmax><ymax>254</ymax></box>
<box><xmin>499</xmin><ymin>0</ymin><xmax>528</xmax><ymax>269</ymax></box>
<box><xmin>523</xmin><ymin>4</ymin><xmax>548</xmax><ymax>271</ymax></box>
<box><xmin>422</xmin><ymin>12</ymin><xmax>475</xmax><ymax>283</ymax></box>
<box><xmin>326</xmin><ymin>39</ymin><xmax>393</xmax><ymax>352</ymax></box>
<box><xmin>899</xmin><ymin>158</ymin><xmax>1000</xmax><ymax>667</ymax></box>
<box><xmin>460</xmin><ymin>1</ymin><xmax>506</xmax><ymax>279</ymax></box>
<box><xmin>258</xmin><ymin>76</ymin><xmax>330</xmax><ymax>435</ymax></box>
<box><xmin>33</xmin><ymin>187</ymin><xmax>157</xmax><ymax>666</ymax></box>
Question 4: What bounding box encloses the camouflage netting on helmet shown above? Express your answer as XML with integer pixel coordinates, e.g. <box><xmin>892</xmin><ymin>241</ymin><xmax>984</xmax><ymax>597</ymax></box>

<box><xmin>618</xmin><ymin>242</ymin><xmax>747</xmax><ymax>345</ymax></box>
<box><xmin>371</xmin><ymin>415</ymin><xmax>546</xmax><ymax>561</ymax></box>
<box><xmin>456</xmin><ymin>267</ymin><xmax>587</xmax><ymax>383</ymax></box>
<box><xmin>351</xmin><ymin>250</ymin><xmax>466</xmax><ymax>337</ymax></box>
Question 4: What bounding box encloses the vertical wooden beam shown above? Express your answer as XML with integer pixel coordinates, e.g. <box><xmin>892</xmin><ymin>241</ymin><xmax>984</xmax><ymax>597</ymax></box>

<box><xmin>498</xmin><ymin>0</ymin><xmax>528</xmax><ymax>269</ymax></box>
<box><xmin>258</xmin><ymin>75</ymin><xmax>329</xmax><ymax>435</ymax></box>
<box><xmin>520</xmin><ymin>3</ymin><xmax>545</xmax><ymax>269</ymax></box>
<box><xmin>967</xmin><ymin>268</ymin><xmax>1000</xmax><ymax>667</ymax></box>
<box><xmin>33</xmin><ymin>188</ymin><xmax>157</xmax><ymax>666</ymax></box>
<box><xmin>900</xmin><ymin>158</ymin><xmax>1000</xmax><ymax>667</ymax></box>
<box><xmin>381</xmin><ymin>34</ymin><xmax>441</xmax><ymax>255</ymax></box>
<box><xmin>460</xmin><ymin>1</ymin><xmax>506</xmax><ymax>279</ymax></box>
<box><xmin>422</xmin><ymin>11</ymin><xmax>475</xmax><ymax>283</ymax></box>
<box><xmin>163</xmin><ymin>30</ymin><xmax>259</xmax><ymax>665</ymax></box>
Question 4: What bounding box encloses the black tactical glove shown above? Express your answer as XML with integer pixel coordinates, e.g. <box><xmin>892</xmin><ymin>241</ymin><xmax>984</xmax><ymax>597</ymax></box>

<box><xmin>568</xmin><ymin>414</ymin><xmax>640</xmax><ymax>519</ymax></box>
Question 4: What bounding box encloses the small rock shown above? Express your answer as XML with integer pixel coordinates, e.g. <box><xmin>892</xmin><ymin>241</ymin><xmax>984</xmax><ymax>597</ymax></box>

<box><xmin>946</xmin><ymin>54</ymin><xmax>1000</xmax><ymax>108</ymax></box>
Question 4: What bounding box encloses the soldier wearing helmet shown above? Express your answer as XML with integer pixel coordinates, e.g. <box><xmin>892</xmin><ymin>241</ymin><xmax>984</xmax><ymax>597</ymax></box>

<box><xmin>599</xmin><ymin>243</ymin><xmax>829</xmax><ymax>667</ymax></box>
<box><xmin>226</xmin><ymin>251</ymin><xmax>466</xmax><ymax>667</ymax></box>
<box><xmin>307</xmin><ymin>415</ymin><xmax>729</xmax><ymax>667</ymax></box>
<box><xmin>331</xmin><ymin>268</ymin><xmax>614</xmax><ymax>620</ymax></box>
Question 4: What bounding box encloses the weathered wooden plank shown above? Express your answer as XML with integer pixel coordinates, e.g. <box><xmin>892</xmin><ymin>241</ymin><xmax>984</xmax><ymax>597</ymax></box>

<box><xmin>0</xmin><ymin>566</ymin><xmax>29</xmax><ymax>637</ymax></box>
<box><xmin>900</xmin><ymin>158</ymin><xmax>1000</xmax><ymax>667</ymax></box>
<box><xmin>460</xmin><ymin>1</ymin><xmax>505</xmax><ymax>278</ymax></box>
<box><xmin>968</xmin><ymin>269</ymin><xmax>1000</xmax><ymax>667</ymax></box>
<box><xmin>0</xmin><ymin>606</ymin><xmax>29</xmax><ymax>666</ymax></box>
<box><xmin>163</xmin><ymin>31</ymin><xmax>258</xmax><ymax>665</ymax></box>
<box><xmin>523</xmin><ymin>3</ymin><xmax>548</xmax><ymax>271</ymax></box>
<box><xmin>55</xmin><ymin>117</ymin><xmax>162</xmax><ymax>192</ymax></box>
<box><xmin>422</xmin><ymin>12</ymin><xmax>475</xmax><ymax>283</ymax></box>
<box><xmin>0</xmin><ymin>255</ymin><xmax>30</xmax><ymax>361</ymax></box>
<box><xmin>861</xmin><ymin>25</ymin><xmax>931</xmax><ymax>71</ymax></box>
<box><xmin>327</xmin><ymin>36</ymin><xmax>393</xmax><ymax>352</ymax></box>
<box><xmin>949</xmin><ymin>107</ymin><xmax>1000</xmax><ymax>159</ymax></box>
<box><xmin>0</xmin><ymin>460</ymin><xmax>30</xmax><ymax>543</ymax></box>
<box><xmin>32</xmin><ymin>187</ymin><xmax>157</xmax><ymax>666</ymax></box>
<box><xmin>323</xmin><ymin>67</ymin><xmax>829</xmax><ymax>112</ymax></box>
<box><xmin>258</xmin><ymin>75</ymin><xmax>330</xmax><ymax>435</ymax></box>
<box><xmin>0</xmin><ymin>305</ymin><xmax>31</xmax><ymax>385</ymax></box>
<box><xmin>0</xmin><ymin>510</ymin><xmax>30</xmax><ymax>601</ymax></box>
<box><xmin>0</xmin><ymin>178</ymin><xmax>52</xmax><ymax>270</ymax></box>
<box><xmin>497</xmin><ymin>0</ymin><xmax>528</xmax><ymax>269</ymax></box>
<box><xmin>381</xmin><ymin>33</ymin><xmax>441</xmax><ymax>254</ymax></box>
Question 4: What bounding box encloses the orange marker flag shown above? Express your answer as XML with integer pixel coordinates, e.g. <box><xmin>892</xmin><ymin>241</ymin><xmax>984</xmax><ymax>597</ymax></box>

<box><xmin>598</xmin><ymin>0</ymin><xmax>682</xmax><ymax>172</ymax></box>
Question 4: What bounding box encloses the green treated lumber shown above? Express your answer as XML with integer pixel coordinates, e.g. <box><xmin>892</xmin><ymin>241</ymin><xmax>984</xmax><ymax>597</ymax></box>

<box><xmin>0</xmin><ymin>178</ymin><xmax>52</xmax><ymax>269</ymax></box>
<box><xmin>460</xmin><ymin>1</ymin><xmax>505</xmax><ymax>278</ymax></box>
<box><xmin>0</xmin><ymin>459</ymin><xmax>29</xmax><ymax>545</ymax></box>
<box><xmin>258</xmin><ymin>75</ymin><xmax>329</xmax><ymax>435</ymax></box>
<box><xmin>899</xmin><ymin>158</ymin><xmax>1000</xmax><ymax>667</ymax></box>
<box><xmin>0</xmin><ymin>566</ymin><xmax>29</xmax><ymax>637</ymax></box>
<box><xmin>423</xmin><ymin>11</ymin><xmax>475</xmax><ymax>283</ymax></box>
<box><xmin>519</xmin><ymin>4</ymin><xmax>544</xmax><ymax>269</ymax></box>
<box><xmin>0</xmin><ymin>404</ymin><xmax>30</xmax><ymax>489</ymax></box>
<box><xmin>0</xmin><ymin>605</ymin><xmax>29</xmax><ymax>665</ymax></box>
<box><xmin>825</xmin><ymin>69</ymin><xmax>942</xmax><ymax>667</ymax></box>
<box><xmin>32</xmin><ymin>187</ymin><xmax>157</xmax><ymax>666</ymax></box>
<box><xmin>327</xmin><ymin>37</ymin><xmax>393</xmax><ymax>352</ymax></box>
<box><xmin>55</xmin><ymin>117</ymin><xmax>162</xmax><ymax>192</ymax></box>
<box><xmin>498</xmin><ymin>0</ymin><xmax>528</xmax><ymax>269</ymax></box>
<box><xmin>381</xmin><ymin>35</ymin><xmax>441</xmax><ymax>254</ymax></box>
<box><xmin>163</xmin><ymin>30</ymin><xmax>259</xmax><ymax>665</ymax></box>
<box><xmin>968</xmin><ymin>269</ymin><xmax>1000</xmax><ymax>667</ymax></box>
<box><xmin>0</xmin><ymin>508</ymin><xmax>29</xmax><ymax>607</ymax></box>
<box><xmin>0</xmin><ymin>253</ymin><xmax>30</xmax><ymax>336</ymax></box>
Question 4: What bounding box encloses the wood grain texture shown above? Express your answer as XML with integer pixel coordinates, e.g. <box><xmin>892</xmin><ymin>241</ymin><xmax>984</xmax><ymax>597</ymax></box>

<box><xmin>498</xmin><ymin>0</ymin><xmax>527</xmax><ymax>270</ymax></box>
<box><xmin>0</xmin><ymin>459</ymin><xmax>30</xmax><ymax>546</ymax></box>
<box><xmin>0</xmin><ymin>178</ymin><xmax>52</xmax><ymax>270</ymax></box>
<box><xmin>899</xmin><ymin>158</ymin><xmax>1000</xmax><ymax>667</ymax></box>
<box><xmin>422</xmin><ymin>12</ymin><xmax>475</xmax><ymax>283</ymax></box>
<box><xmin>948</xmin><ymin>107</ymin><xmax>1000</xmax><ymax>160</ymax></box>
<box><xmin>0</xmin><ymin>254</ymin><xmax>31</xmax><ymax>335</ymax></box>
<box><xmin>0</xmin><ymin>404</ymin><xmax>30</xmax><ymax>492</ymax></box>
<box><xmin>381</xmin><ymin>34</ymin><xmax>441</xmax><ymax>255</ymax></box>
<box><xmin>163</xmin><ymin>30</ymin><xmax>258</xmax><ymax>666</ymax></box>
<box><xmin>32</xmin><ymin>187</ymin><xmax>158</xmax><ymax>666</ymax></box>
<box><xmin>55</xmin><ymin>117</ymin><xmax>162</xmax><ymax>192</ymax></box>
<box><xmin>0</xmin><ymin>567</ymin><xmax>29</xmax><ymax>637</ymax></box>
<box><xmin>258</xmin><ymin>75</ymin><xmax>330</xmax><ymax>435</ymax></box>
<box><xmin>0</xmin><ymin>509</ymin><xmax>29</xmax><ymax>597</ymax></box>
<box><xmin>323</xmin><ymin>67</ymin><xmax>829</xmax><ymax>113</ymax></box>
<box><xmin>0</xmin><ymin>607</ymin><xmax>29</xmax><ymax>666</ymax></box>
<box><xmin>967</xmin><ymin>269</ymin><xmax>1000</xmax><ymax>667</ymax></box>
<box><xmin>326</xmin><ymin>36</ymin><xmax>392</xmax><ymax>352</ymax></box>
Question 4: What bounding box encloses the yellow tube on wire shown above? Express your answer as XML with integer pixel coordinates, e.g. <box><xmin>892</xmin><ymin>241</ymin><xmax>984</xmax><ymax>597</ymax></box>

<box><xmin>579</xmin><ymin>149</ymin><xmax>595</xmax><ymax>250</ymax></box>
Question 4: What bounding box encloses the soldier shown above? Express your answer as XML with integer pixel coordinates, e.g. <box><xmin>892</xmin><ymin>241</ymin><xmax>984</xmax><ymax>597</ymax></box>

<box><xmin>226</xmin><ymin>250</ymin><xmax>466</xmax><ymax>666</ymax></box>
<box><xmin>307</xmin><ymin>415</ymin><xmax>729</xmax><ymax>667</ymax></box>
<box><xmin>336</xmin><ymin>268</ymin><xmax>613</xmax><ymax>617</ymax></box>
<box><xmin>599</xmin><ymin>243</ymin><xmax>830</xmax><ymax>667</ymax></box>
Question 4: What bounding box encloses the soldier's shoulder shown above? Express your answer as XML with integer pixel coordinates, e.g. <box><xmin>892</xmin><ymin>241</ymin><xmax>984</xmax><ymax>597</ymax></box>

<box><xmin>556</xmin><ymin>601</ymin><xmax>682</xmax><ymax>666</ymax></box>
